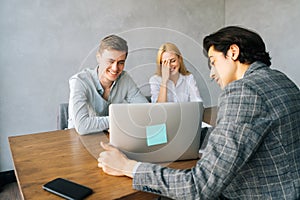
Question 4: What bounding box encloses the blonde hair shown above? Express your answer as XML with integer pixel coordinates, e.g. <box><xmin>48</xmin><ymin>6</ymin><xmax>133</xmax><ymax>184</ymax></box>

<box><xmin>155</xmin><ymin>42</ymin><xmax>190</xmax><ymax>76</ymax></box>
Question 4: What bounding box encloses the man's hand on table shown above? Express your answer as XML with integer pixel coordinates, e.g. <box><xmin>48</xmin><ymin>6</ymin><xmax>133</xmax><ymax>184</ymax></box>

<box><xmin>98</xmin><ymin>142</ymin><xmax>137</xmax><ymax>178</ymax></box>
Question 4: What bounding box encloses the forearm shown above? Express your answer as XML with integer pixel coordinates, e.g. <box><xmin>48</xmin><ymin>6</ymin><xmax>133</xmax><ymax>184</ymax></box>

<box><xmin>133</xmin><ymin>163</ymin><xmax>203</xmax><ymax>199</ymax></box>
<box><xmin>132</xmin><ymin>140</ymin><xmax>239</xmax><ymax>200</ymax></box>
<box><xmin>123</xmin><ymin>160</ymin><xmax>138</xmax><ymax>178</ymax></box>
<box><xmin>69</xmin><ymin>82</ymin><xmax>109</xmax><ymax>134</ymax></box>
<box><xmin>75</xmin><ymin>116</ymin><xmax>109</xmax><ymax>135</ymax></box>
<box><xmin>156</xmin><ymin>84</ymin><xmax>168</xmax><ymax>102</ymax></box>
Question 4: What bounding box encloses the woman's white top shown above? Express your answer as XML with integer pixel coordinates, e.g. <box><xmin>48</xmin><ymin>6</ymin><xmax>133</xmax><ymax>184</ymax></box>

<box><xmin>149</xmin><ymin>74</ymin><xmax>202</xmax><ymax>103</ymax></box>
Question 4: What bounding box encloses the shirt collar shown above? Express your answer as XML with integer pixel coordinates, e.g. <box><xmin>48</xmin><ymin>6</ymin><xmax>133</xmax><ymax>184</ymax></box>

<box><xmin>94</xmin><ymin>66</ymin><xmax>124</xmax><ymax>94</ymax></box>
<box><xmin>244</xmin><ymin>61</ymin><xmax>268</xmax><ymax>77</ymax></box>
<box><xmin>92</xmin><ymin>66</ymin><xmax>103</xmax><ymax>94</ymax></box>
<box><xmin>175</xmin><ymin>73</ymin><xmax>184</xmax><ymax>86</ymax></box>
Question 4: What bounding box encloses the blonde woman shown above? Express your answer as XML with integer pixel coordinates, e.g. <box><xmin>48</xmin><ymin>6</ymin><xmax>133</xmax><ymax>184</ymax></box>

<box><xmin>149</xmin><ymin>42</ymin><xmax>202</xmax><ymax>103</ymax></box>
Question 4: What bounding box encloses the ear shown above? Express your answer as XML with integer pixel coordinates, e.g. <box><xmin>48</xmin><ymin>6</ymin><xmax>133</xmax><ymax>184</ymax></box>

<box><xmin>229</xmin><ymin>44</ymin><xmax>240</xmax><ymax>61</ymax></box>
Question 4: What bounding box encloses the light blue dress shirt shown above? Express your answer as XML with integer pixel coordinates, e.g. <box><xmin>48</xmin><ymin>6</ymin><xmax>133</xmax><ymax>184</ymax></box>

<box><xmin>68</xmin><ymin>67</ymin><xmax>148</xmax><ymax>135</ymax></box>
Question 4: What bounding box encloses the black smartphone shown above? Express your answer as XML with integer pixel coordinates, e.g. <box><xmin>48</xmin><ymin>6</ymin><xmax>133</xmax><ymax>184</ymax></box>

<box><xmin>42</xmin><ymin>178</ymin><xmax>93</xmax><ymax>200</ymax></box>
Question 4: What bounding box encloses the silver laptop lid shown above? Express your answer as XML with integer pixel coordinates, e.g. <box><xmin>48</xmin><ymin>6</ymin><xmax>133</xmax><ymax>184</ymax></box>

<box><xmin>109</xmin><ymin>101</ymin><xmax>203</xmax><ymax>163</ymax></box>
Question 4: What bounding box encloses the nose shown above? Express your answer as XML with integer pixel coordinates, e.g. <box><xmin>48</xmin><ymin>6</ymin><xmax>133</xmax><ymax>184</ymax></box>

<box><xmin>210</xmin><ymin>66</ymin><xmax>216</xmax><ymax>79</ymax></box>
<box><xmin>111</xmin><ymin>61</ymin><xmax>118</xmax><ymax>71</ymax></box>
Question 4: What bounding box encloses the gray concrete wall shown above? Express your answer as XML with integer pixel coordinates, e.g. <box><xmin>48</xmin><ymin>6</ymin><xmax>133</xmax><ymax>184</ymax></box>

<box><xmin>0</xmin><ymin>0</ymin><xmax>223</xmax><ymax>171</ymax></box>
<box><xmin>225</xmin><ymin>0</ymin><xmax>300</xmax><ymax>86</ymax></box>
<box><xmin>1</xmin><ymin>0</ymin><xmax>299</xmax><ymax>171</ymax></box>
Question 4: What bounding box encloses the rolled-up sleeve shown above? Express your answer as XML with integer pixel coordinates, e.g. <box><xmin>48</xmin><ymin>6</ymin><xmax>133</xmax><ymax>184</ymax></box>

<box><xmin>68</xmin><ymin>77</ymin><xmax>109</xmax><ymax>135</ymax></box>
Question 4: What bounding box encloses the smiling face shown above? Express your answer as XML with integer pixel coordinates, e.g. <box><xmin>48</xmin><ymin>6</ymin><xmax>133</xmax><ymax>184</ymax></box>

<box><xmin>161</xmin><ymin>51</ymin><xmax>180</xmax><ymax>76</ymax></box>
<box><xmin>96</xmin><ymin>49</ymin><xmax>126</xmax><ymax>86</ymax></box>
<box><xmin>208</xmin><ymin>46</ymin><xmax>238</xmax><ymax>89</ymax></box>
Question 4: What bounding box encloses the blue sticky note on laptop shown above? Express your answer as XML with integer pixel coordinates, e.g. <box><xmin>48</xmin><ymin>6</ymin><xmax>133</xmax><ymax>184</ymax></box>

<box><xmin>146</xmin><ymin>123</ymin><xmax>168</xmax><ymax>146</ymax></box>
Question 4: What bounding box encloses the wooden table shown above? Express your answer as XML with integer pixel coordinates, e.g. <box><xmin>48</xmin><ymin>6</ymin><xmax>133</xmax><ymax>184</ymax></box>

<box><xmin>203</xmin><ymin>106</ymin><xmax>218</xmax><ymax>127</ymax></box>
<box><xmin>9</xmin><ymin>129</ymin><xmax>198</xmax><ymax>199</ymax></box>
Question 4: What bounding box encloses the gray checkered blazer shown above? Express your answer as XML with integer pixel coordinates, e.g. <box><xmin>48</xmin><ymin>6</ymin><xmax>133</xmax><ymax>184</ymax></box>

<box><xmin>133</xmin><ymin>62</ymin><xmax>300</xmax><ymax>200</ymax></box>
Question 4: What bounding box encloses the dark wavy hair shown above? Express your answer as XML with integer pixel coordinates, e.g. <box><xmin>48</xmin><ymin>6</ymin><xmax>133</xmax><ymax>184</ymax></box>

<box><xmin>203</xmin><ymin>26</ymin><xmax>271</xmax><ymax>66</ymax></box>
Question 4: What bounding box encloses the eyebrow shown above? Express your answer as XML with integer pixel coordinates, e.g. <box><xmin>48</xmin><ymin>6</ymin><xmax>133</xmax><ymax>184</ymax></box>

<box><xmin>118</xmin><ymin>59</ymin><xmax>125</xmax><ymax>63</ymax></box>
<box><xmin>107</xmin><ymin>58</ymin><xmax>125</xmax><ymax>62</ymax></box>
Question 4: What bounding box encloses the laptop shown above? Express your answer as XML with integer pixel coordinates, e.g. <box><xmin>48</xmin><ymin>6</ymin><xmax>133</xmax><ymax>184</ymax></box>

<box><xmin>109</xmin><ymin>101</ymin><xmax>203</xmax><ymax>163</ymax></box>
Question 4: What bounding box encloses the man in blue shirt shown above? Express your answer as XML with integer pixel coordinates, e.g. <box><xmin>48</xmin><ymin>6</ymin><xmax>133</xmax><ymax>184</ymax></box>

<box><xmin>68</xmin><ymin>35</ymin><xmax>148</xmax><ymax>135</ymax></box>
<box><xmin>98</xmin><ymin>26</ymin><xmax>300</xmax><ymax>199</ymax></box>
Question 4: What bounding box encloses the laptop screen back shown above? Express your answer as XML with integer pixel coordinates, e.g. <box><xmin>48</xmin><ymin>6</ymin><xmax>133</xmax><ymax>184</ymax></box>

<box><xmin>109</xmin><ymin>102</ymin><xmax>203</xmax><ymax>163</ymax></box>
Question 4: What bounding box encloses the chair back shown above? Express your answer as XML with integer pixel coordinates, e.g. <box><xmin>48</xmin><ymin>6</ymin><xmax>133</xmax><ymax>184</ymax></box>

<box><xmin>57</xmin><ymin>103</ymin><xmax>69</xmax><ymax>130</ymax></box>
